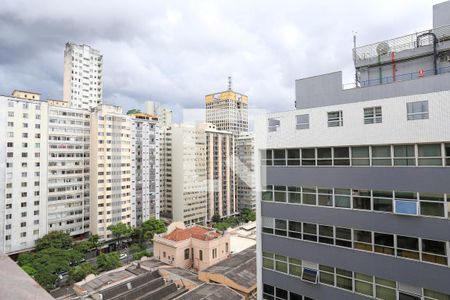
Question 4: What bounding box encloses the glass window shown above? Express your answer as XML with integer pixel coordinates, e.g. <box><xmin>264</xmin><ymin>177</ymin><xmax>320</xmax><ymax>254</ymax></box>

<box><xmin>301</xmin><ymin>148</ymin><xmax>316</xmax><ymax>166</ymax></box>
<box><xmin>422</xmin><ymin>239</ymin><xmax>447</xmax><ymax>265</ymax></box>
<box><xmin>396</xmin><ymin>236</ymin><xmax>419</xmax><ymax>260</ymax></box>
<box><xmin>364</xmin><ymin>106</ymin><xmax>382</xmax><ymax>124</ymax></box>
<box><xmin>354</xmin><ymin>230</ymin><xmax>373</xmax><ymax>251</ymax></box>
<box><xmin>318</xmin><ymin>188</ymin><xmax>333</xmax><ymax>206</ymax></box>
<box><xmin>355</xmin><ymin>272</ymin><xmax>374</xmax><ymax>297</ymax></box>
<box><xmin>328</xmin><ymin>110</ymin><xmax>343</xmax><ymax>127</ymax></box>
<box><xmin>372</xmin><ymin>146</ymin><xmax>391</xmax><ymax>166</ymax></box>
<box><xmin>336</xmin><ymin>268</ymin><xmax>353</xmax><ymax>291</ymax></box>
<box><xmin>445</xmin><ymin>144</ymin><xmax>450</xmax><ymax>166</ymax></box>
<box><xmin>334</xmin><ymin>147</ymin><xmax>350</xmax><ymax>165</ymax></box>
<box><xmin>262</xmin><ymin>187</ymin><xmax>274</xmax><ymax>202</ymax></box>
<box><xmin>419</xmin><ymin>193</ymin><xmax>445</xmax><ymax>217</ymax></box>
<box><xmin>288</xmin><ymin>221</ymin><xmax>302</xmax><ymax>239</ymax></box>
<box><xmin>268</xmin><ymin>118</ymin><xmax>280</xmax><ymax>132</ymax></box>
<box><xmin>303</xmin><ymin>223</ymin><xmax>317</xmax><ymax>242</ymax></box>
<box><xmin>262</xmin><ymin>216</ymin><xmax>274</xmax><ymax>234</ymax></box>
<box><xmin>288</xmin><ymin>257</ymin><xmax>302</xmax><ymax>277</ymax></box>
<box><xmin>302</xmin><ymin>268</ymin><xmax>318</xmax><ymax>283</ymax></box>
<box><xmin>263</xmin><ymin>284</ymin><xmax>274</xmax><ymax>299</ymax></box>
<box><xmin>274</xmin><ymin>186</ymin><xmax>286</xmax><ymax>203</ymax></box>
<box><xmin>319</xmin><ymin>265</ymin><xmax>335</xmax><ymax>285</ymax></box>
<box><xmin>296</xmin><ymin>114</ymin><xmax>309</xmax><ymax>129</ymax></box>
<box><xmin>375</xmin><ymin>277</ymin><xmax>397</xmax><ymax>300</ymax></box>
<box><xmin>264</xmin><ymin>150</ymin><xmax>273</xmax><ymax>166</ymax></box>
<box><xmin>418</xmin><ymin>144</ymin><xmax>442</xmax><ymax>166</ymax></box>
<box><xmin>424</xmin><ymin>289</ymin><xmax>450</xmax><ymax>300</ymax></box>
<box><xmin>373</xmin><ymin>190</ymin><xmax>393</xmax><ymax>212</ymax></box>
<box><xmin>335</xmin><ymin>227</ymin><xmax>352</xmax><ymax>248</ymax></box>
<box><xmin>395</xmin><ymin>192</ymin><xmax>418</xmax><ymax>215</ymax></box>
<box><xmin>352</xmin><ymin>189</ymin><xmax>371</xmax><ymax>210</ymax></box>
<box><xmin>351</xmin><ymin>146</ymin><xmax>370</xmax><ymax>166</ymax></box>
<box><xmin>302</xmin><ymin>187</ymin><xmax>317</xmax><ymax>205</ymax></box>
<box><xmin>287</xmin><ymin>149</ymin><xmax>300</xmax><ymax>165</ymax></box>
<box><xmin>334</xmin><ymin>188</ymin><xmax>351</xmax><ymax>208</ymax></box>
<box><xmin>274</xmin><ymin>254</ymin><xmax>288</xmax><ymax>273</ymax></box>
<box><xmin>288</xmin><ymin>186</ymin><xmax>301</xmax><ymax>204</ymax></box>
<box><xmin>374</xmin><ymin>233</ymin><xmax>394</xmax><ymax>255</ymax></box>
<box><xmin>263</xmin><ymin>252</ymin><xmax>274</xmax><ymax>269</ymax></box>
<box><xmin>275</xmin><ymin>288</ymin><xmax>288</xmax><ymax>300</ymax></box>
<box><xmin>407</xmin><ymin>101</ymin><xmax>428</xmax><ymax>120</ymax></box>
<box><xmin>275</xmin><ymin>219</ymin><xmax>287</xmax><ymax>236</ymax></box>
<box><xmin>317</xmin><ymin>148</ymin><xmax>332</xmax><ymax>165</ymax></box>
<box><xmin>273</xmin><ymin>150</ymin><xmax>286</xmax><ymax>166</ymax></box>
<box><xmin>394</xmin><ymin>145</ymin><xmax>416</xmax><ymax>166</ymax></box>
<box><xmin>318</xmin><ymin>225</ymin><xmax>334</xmax><ymax>244</ymax></box>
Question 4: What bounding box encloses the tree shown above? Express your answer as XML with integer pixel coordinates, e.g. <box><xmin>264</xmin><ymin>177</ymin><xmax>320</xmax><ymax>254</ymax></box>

<box><xmin>69</xmin><ymin>263</ymin><xmax>96</xmax><ymax>282</ymax></box>
<box><xmin>126</xmin><ymin>109</ymin><xmax>141</xmax><ymax>115</ymax></box>
<box><xmin>35</xmin><ymin>231</ymin><xmax>73</xmax><ymax>251</ymax></box>
<box><xmin>108</xmin><ymin>223</ymin><xmax>133</xmax><ymax>250</ymax></box>
<box><xmin>97</xmin><ymin>252</ymin><xmax>121</xmax><ymax>271</ymax></box>
<box><xmin>240</xmin><ymin>208</ymin><xmax>256</xmax><ymax>222</ymax></box>
<box><xmin>21</xmin><ymin>265</ymin><xmax>37</xmax><ymax>278</ymax></box>
<box><xmin>88</xmin><ymin>234</ymin><xmax>100</xmax><ymax>251</ymax></box>
<box><xmin>141</xmin><ymin>218</ymin><xmax>167</xmax><ymax>241</ymax></box>
<box><xmin>211</xmin><ymin>213</ymin><xmax>221</xmax><ymax>223</ymax></box>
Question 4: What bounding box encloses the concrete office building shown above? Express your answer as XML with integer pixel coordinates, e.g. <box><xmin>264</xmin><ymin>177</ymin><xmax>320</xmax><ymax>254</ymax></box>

<box><xmin>63</xmin><ymin>42</ymin><xmax>103</xmax><ymax>110</ymax></box>
<box><xmin>205</xmin><ymin>79</ymin><xmax>249</xmax><ymax>135</ymax></box>
<box><xmin>47</xmin><ymin>100</ymin><xmax>91</xmax><ymax>237</ymax></box>
<box><xmin>130</xmin><ymin>113</ymin><xmax>160</xmax><ymax>225</ymax></box>
<box><xmin>206</xmin><ymin>125</ymin><xmax>236</xmax><ymax>220</ymax></box>
<box><xmin>170</xmin><ymin>124</ymin><xmax>208</xmax><ymax>226</ymax></box>
<box><xmin>0</xmin><ymin>91</ymin><xmax>48</xmax><ymax>254</ymax></box>
<box><xmin>236</xmin><ymin>132</ymin><xmax>256</xmax><ymax>211</ymax></box>
<box><xmin>257</xmin><ymin>3</ymin><xmax>450</xmax><ymax>300</ymax></box>
<box><xmin>90</xmin><ymin>104</ymin><xmax>132</xmax><ymax>240</ymax></box>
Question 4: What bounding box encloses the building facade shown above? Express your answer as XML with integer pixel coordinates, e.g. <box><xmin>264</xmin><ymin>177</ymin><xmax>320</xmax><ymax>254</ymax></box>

<box><xmin>0</xmin><ymin>92</ymin><xmax>49</xmax><ymax>254</ymax></box>
<box><xmin>159</xmin><ymin>126</ymin><xmax>173</xmax><ymax>219</ymax></box>
<box><xmin>130</xmin><ymin>113</ymin><xmax>160</xmax><ymax>225</ymax></box>
<box><xmin>63</xmin><ymin>42</ymin><xmax>103</xmax><ymax>110</ymax></box>
<box><xmin>47</xmin><ymin>100</ymin><xmax>90</xmax><ymax>237</ymax></box>
<box><xmin>205</xmin><ymin>125</ymin><xmax>236</xmax><ymax>220</ymax></box>
<box><xmin>257</xmin><ymin>3</ymin><xmax>450</xmax><ymax>300</ymax></box>
<box><xmin>144</xmin><ymin>100</ymin><xmax>173</xmax><ymax>128</ymax></box>
<box><xmin>90</xmin><ymin>104</ymin><xmax>132</xmax><ymax>240</ymax></box>
<box><xmin>236</xmin><ymin>132</ymin><xmax>256</xmax><ymax>211</ymax></box>
<box><xmin>170</xmin><ymin>124</ymin><xmax>208</xmax><ymax>226</ymax></box>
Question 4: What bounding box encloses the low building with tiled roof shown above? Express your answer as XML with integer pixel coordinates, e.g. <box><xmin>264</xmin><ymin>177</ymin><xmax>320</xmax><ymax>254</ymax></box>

<box><xmin>154</xmin><ymin>222</ymin><xmax>230</xmax><ymax>271</ymax></box>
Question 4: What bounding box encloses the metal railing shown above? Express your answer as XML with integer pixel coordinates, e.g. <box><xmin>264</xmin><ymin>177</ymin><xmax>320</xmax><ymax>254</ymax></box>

<box><xmin>354</xmin><ymin>24</ymin><xmax>450</xmax><ymax>63</ymax></box>
<box><xmin>342</xmin><ymin>65</ymin><xmax>450</xmax><ymax>89</ymax></box>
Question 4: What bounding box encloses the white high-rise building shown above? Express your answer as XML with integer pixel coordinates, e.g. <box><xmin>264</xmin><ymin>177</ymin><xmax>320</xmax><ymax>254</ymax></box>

<box><xmin>90</xmin><ymin>104</ymin><xmax>132</xmax><ymax>240</ymax></box>
<box><xmin>144</xmin><ymin>100</ymin><xmax>172</xmax><ymax>128</ymax></box>
<box><xmin>63</xmin><ymin>43</ymin><xmax>103</xmax><ymax>110</ymax></box>
<box><xmin>47</xmin><ymin>100</ymin><xmax>90</xmax><ymax>237</ymax></box>
<box><xmin>159</xmin><ymin>126</ymin><xmax>173</xmax><ymax>219</ymax></box>
<box><xmin>130</xmin><ymin>113</ymin><xmax>160</xmax><ymax>225</ymax></box>
<box><xmin>0</xmin><ymin>91</ymin><xmax>49</xmax><ymax>254</ymax></box>
<box><xmin>235</xmin><ymin>132</ymin><xmax>256</xmax><ymax>211</ymax></box>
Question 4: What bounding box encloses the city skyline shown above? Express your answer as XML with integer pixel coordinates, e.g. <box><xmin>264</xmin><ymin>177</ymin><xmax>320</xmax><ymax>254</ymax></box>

<box><xmin>0</xmin><ymin>0</ymin><xmax>441</xmax><ymax>121</ymax></box>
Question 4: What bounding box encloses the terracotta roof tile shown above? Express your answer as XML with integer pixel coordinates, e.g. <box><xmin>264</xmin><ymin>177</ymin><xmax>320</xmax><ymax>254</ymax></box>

<box><xmin>164</xmin><ymin>226</ymin><xmax>221</xmax><ymax>242</ymax></box>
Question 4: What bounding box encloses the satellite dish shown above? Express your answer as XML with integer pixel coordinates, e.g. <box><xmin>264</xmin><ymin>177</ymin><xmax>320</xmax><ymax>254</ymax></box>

<box><xmin>376</xmin><ymin>42</ymin><xmax>390</xmax><ymax>55</ymax></box>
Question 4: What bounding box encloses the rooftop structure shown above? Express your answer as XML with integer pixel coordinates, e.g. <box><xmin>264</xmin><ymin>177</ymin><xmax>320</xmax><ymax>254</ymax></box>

<box><xmin>11</xmin><ymin>90</ymin><xmax>41</xmax><ymax>100</ymax></box>
<box><xmin>175</xmin><ymin>283</ymin><xmax>245</xmax><ymax>300</ymax></box>
<box><xmin>198</xmin><ymin>245</ymin><xmax>256</xmax><ymax>299</ymax></box>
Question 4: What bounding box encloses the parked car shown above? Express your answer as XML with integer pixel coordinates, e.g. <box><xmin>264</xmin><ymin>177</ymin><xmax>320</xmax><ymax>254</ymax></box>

<box><xmin>119</xmin><ymin>253</ymin><xmax>128</xmax><ymax>260</ymax></box>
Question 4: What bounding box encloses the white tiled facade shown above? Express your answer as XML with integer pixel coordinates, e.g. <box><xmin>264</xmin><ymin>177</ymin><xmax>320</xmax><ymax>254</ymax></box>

<box><xmin>47</xmin><ymin>102</ymin><xmax>90</xmax><ymax>236</ymax></box>
<box><xmin>63</xmin><ymin>43</ymin><xmax>103</xmax><ymax>110</ymax></box>
<box><xmin>0</xmin><ymin>95</ymin><xmax>48</xmax><ymax>254</ymax></box>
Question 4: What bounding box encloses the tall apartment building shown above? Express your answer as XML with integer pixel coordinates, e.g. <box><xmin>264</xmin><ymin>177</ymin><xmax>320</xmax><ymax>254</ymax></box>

<box><xmin>236</xmin><ymin>132</ymin><xmax>256</xmax><ymax>211</ymax></box>
<box><xmin>205</xmin><ymin>125</ymin><xmax>236</xmax><ymax>220</ymax></box>
<box><xmin>0</xmin><ymin>91</ymin><xmax>48</xmax><ymax>254</ymax></box>
<box><xmin>257</xmin><ymin>3</ymin><xmax>450</xmax><ymax>299</ymax></box>
<box><xmin>63</xmin><ymin>42</ymin><xmax>103</xmax><ymax>110</ymax></box>
<box><xmin>205</xmin><ymin>80</ymin><xmax>249</xmax><ymax>135</ymax></box>
<box><xmin>171</xmin><ymin>124</ymin><xmax>208</xmax><ymax>226</ymax></box>
<box><xmin>90</xmin><ymin>104</ymin><xmax>132</xmax><ymax>241</ymax></box>
<box><xmin>159</xmin><ymin>126</ymin><xmax>173</xmax><ymax>219</ymax></box>
<box><xmin>129</xmin><ymin>113</ymin><xmax>160</xmax><ymax>225</ymax></box>
<box><xmin>47</xmin><ymin>100</ymin><xmax>90</xmax><ymax>237</ymax></box>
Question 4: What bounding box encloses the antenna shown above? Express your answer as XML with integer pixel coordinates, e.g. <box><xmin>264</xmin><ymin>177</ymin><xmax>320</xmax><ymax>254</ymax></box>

<box><xmin>228</xmin><ymin>76</ymin><xmax>232</xmax><ymax>91</ymax></box>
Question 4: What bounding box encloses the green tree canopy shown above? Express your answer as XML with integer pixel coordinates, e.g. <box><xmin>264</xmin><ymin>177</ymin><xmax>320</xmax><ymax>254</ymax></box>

<box><xmin>126</xmin><ymin>109</ymin><xmax>142</xmax><ymax>115</ymax></box>
<box><xmin>141</xmin><ymin>218</ymin><xmax>167</xmax><ymax>241</ymax></box>
<box><xmin>97</xmin><ymin>252</ymin><xmax>121</xmax><ymax>271</ymax></box>
<box><xmin>69</xmin><ymin>263</ymin><xmax>96</xmax><ymax>282</ymax></box>
<box><xmin>35</xmin><ymin>231</ymin><xmax>73</xmax><ymax>251</ymax></box>
<box><xmin>108</xmin><ymin>223</ymin><xmax>133</xmax><ymax>249</ymax></box>
<box><xmin>21</xmin><ymin>265</ymin><xmax>37</xmax><ymax>278</ymax></box>
<box><xmin>240</xmin><ymin>208</ymin><xmax>256</xmax><ymax>222</ymax></box>
<box><xmin>211</xmin><ymin>213</ymin><xmax>221</xmax><ymax>223</ymax></box>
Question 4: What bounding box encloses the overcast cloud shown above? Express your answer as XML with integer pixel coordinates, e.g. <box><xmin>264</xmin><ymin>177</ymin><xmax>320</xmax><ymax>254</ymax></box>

<box><xmin>0</xmin><ymin>0</ymin><xmax>441</xmax><ymax>121</ymax></box>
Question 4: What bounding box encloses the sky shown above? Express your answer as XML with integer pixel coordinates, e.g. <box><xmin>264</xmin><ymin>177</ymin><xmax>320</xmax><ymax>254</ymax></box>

<box><xmin>0</xmin><ymin>0</ymin><xmax>442</xmax><ymax>122</ymax></box>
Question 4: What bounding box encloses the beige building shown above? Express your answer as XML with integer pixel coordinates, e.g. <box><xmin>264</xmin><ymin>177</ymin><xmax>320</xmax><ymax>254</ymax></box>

<box><xmin>235</xmin><ymin>132</ymin><xmax>256</xmax><ymax>211</ymax></box>
<box><xmin>205</xmin><ymin>126</ymin><xmax>236</xmax><ymax>220</ymax></box>
<box><xmin>153</xmin><ymin>222</ymin><xmax>230</xmax><ymax>271</ymax></box>
<box><xmin>47</xmin><ymin>100</ymin><xmax>91</xmax><ymax>237</ymax></box>
<box><xmin>90</xmin><ymin>104</ymin><xmax>132</xmax><ymax>240</ymax></box>
<box><xmin>63</xmin><ymin>42</ymin><xmax>103</xmax><ymax>110</ymax></box>
<box><xmin>159</xmin><ymin>126</ymin><xmax>173</xmax><ymax>219</ymax></box>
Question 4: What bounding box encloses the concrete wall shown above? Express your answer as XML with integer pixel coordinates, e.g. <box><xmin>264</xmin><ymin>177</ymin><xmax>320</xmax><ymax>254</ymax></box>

<box><xmin>434</xmin><ymin>0</ymin><xmax>450</xmax><ymax>28</ymax></box>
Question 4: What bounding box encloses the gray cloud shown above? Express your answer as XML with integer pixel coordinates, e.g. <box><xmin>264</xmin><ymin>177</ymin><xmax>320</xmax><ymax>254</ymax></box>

<box><xmin>0</xmin><ymin>0</ymin><xmax>440</xmax><ymax>120</ymax></box>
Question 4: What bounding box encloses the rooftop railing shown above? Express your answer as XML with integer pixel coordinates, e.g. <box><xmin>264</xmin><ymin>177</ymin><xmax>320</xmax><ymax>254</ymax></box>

<box><xmin>353</xmin><ymin>24</ymin><xmax>450</xmax><ymax>63</ymax></box>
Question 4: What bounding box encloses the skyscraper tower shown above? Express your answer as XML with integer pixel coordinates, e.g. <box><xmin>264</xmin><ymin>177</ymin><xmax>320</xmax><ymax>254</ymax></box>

<box><xmin>205</xmin><ymin>77</ymin><xmax>248</xmax><ymax>135</ymax></box>
<box><xmin>63</xmin><ymin>42</ymin><xmax>103</xmax><ymax>110</ymax></box>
